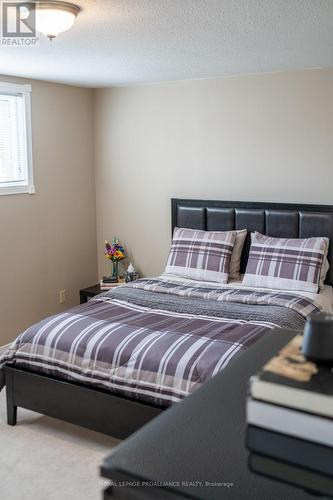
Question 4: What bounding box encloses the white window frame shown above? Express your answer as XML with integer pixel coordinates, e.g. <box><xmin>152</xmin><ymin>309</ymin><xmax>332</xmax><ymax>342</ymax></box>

<box><xmin>0</xmin><ymin>82</ymin><xmax>34</xmax><ymax>196</ymax></box>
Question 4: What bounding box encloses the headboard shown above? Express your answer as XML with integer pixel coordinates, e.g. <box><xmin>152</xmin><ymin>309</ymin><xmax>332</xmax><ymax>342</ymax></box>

<box><xmin>171</xmin><ymin>199</ymin><xmax>333</xmax><ymax>286</ymax></box>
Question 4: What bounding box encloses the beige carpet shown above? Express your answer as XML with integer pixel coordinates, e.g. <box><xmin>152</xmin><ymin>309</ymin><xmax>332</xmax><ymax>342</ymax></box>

<box><xmin>0</xmin><ymin>389</ymin><xmax>120</xmax><ymax>500</ymax></box>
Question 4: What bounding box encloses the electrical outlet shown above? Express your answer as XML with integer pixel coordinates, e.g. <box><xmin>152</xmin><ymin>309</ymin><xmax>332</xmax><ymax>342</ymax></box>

<box><xmin>59</xmin><ymin>289</ymin><xmax>66</xmax><ymax>304</ymax></box>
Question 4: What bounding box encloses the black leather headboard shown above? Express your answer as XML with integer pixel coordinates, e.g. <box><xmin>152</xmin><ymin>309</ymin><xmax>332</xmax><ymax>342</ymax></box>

<box><xmin>171</xmin><ymin>199</ymin><xmax>333</xmax><ymax>286</ymax></box>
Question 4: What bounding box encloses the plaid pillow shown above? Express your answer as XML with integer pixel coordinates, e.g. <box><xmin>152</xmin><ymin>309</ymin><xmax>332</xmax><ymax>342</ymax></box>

<box><xmin>243</xmin><ymin>232</ymin><xmax>329</xmax><ymax>293</ymax></box>
<box><xmin>164</xmin><ymin>227</ymin><xmax>236</xmax><ymax>283</ymax></box>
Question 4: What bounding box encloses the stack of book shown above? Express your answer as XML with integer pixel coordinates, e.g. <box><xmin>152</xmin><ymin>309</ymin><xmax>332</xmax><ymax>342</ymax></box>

<box><xmin>100</xmin><ymin>277</ymin><xmax>124</xmax><ymax>291</ymax></box>
<box><xmin>246</xmin><ymin>334</ymin><xmax>333</xmax><ymax>497</ymax></box>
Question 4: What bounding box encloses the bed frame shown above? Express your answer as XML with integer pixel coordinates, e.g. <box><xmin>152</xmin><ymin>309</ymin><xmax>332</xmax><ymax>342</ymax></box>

<box><xmin>4</xmin><ymin>198</ymin><xmax>333</xmax><ymax>438</ymax></box>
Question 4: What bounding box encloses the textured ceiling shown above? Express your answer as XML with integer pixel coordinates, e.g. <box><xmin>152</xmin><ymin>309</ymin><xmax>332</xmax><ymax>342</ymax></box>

<box><xmin>0</xmin><ymin>0</ymin><xmax>332</xmax><ymax>87</ymax></box>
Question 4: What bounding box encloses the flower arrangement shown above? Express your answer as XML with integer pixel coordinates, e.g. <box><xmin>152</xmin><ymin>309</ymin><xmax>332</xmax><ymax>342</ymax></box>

<box><xmin>104</xmin><ymin>238</ymin><xmax>125</xmax><ymax>280</ymax></box>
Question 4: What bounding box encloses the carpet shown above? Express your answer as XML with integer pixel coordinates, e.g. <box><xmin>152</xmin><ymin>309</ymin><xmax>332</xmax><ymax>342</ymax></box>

<box><xmin>0</xmin><ymin>388</ymin><xmax>120</xmax><ymax>500</ymax></box>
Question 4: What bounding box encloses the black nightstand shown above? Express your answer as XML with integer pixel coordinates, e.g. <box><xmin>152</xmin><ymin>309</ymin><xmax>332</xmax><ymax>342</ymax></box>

<box><xmin>100</xmin><ymin>330</ymin><xmax>318</xmax><ymax>500</ymax></box>
<box><xmin>79</xmin><ymin>284</ymin><xmax>102</xmax><ymax>304</ymax></box>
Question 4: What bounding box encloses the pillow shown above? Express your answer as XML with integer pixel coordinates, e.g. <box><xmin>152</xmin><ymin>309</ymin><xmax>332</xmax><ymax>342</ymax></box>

<box><xmin>243</xmin><ymin>232</ymin><xmax>329</xmax><ymax>293</ymax></box>
<box><xmin>319</xmin><ymin>241</ymin><xmax>330</xmax><ymax>290</ymax></box>
<box><xmin>164</xmin><ymin>227</ymin><xmax>236</xmax><ymax>283</ymax></box>
<box><xmin>229</xmin><ymin>229</ymin><xmax>247</xmax><ymax>280</ymax></box>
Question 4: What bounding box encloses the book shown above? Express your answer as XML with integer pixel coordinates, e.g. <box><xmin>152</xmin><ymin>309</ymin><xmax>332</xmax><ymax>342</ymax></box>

<box><xmin>100</xmin><ymin>279</ymin><xmax>125</xmax><ymax>288</ymax></box>
<box><xmin>100</xmin><ymin>283</ymin><xmax>123</xmax><ymax>290</ymax></box>
<box><xmin>246</xmin><ymin>398</ymin><xmax>333</xmax><ymax>447</ymax></box>
<box><xmin>102</xmin><ymin>276</ymin><xmax>118</xmax><ymax>283</ymax></box>
<box><xmin>249</xmin><ymin>334</ymin><xmax>333</xmax><ymax>418</ymax></box>
<box><xmin>246</xmin><ymin>425</ymin><xmax>333</xmax><ymax>476</ymax></box>
<box><xmin>249</xmin><ymin>453</ymin><xmax>333</xmax><ymax>498</ymax></box>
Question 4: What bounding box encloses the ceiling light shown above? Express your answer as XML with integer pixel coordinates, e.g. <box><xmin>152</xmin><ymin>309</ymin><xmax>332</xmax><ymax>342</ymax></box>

<box><xmin>34</xmin><ymin>1</ymin><xmax>81</xmax><ymax>40</ymax></box>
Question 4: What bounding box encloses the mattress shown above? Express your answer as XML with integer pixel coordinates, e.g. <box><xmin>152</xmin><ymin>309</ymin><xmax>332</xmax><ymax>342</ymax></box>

<box><xmin>0</xmin><ymin>277</ymin><xmax>329</xmax><ymax>407</ymax></box>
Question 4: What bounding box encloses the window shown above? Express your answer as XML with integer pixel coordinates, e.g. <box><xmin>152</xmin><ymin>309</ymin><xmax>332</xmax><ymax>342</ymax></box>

<box><xmin>0</xmin><ymin>82</ymin><xmax>34</xmax><ymax>195</ymax></box>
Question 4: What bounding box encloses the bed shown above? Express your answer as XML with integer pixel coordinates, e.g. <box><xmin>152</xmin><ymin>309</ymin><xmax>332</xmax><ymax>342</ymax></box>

<box><xmin>1</xmin><ymin>198</ymin><xmax>333</xmax><ymax>439</ymax></box>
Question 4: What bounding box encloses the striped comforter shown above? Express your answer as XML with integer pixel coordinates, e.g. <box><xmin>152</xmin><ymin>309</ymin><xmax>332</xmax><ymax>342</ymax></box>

<box><xmin>0</xmin><ymin>278</ymin><xmax>322</xmax><ymax>407</ymax></box>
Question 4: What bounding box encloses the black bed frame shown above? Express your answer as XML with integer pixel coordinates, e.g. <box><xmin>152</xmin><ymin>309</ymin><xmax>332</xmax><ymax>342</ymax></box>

<box><xmin>4</xmin><ymin>198</ymin><xmax>333</xmax><ymax>438</ymax></box>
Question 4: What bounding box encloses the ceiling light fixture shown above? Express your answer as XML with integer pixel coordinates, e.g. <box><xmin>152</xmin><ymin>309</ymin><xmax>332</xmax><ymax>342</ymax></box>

<box><xmin>34</xmin><ymin>1</ymin><xmax>81</xmax><ymax>40</ymax></box>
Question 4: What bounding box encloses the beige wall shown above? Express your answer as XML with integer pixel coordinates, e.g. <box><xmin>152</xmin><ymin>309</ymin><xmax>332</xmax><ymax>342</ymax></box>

<box><xmin>0</xmin><ymin>77</ymin><xmax>97</xmax><ymax>344</ymax></box>
<box><xmin>93</xmin><ymin>68</ymin><xmax>333</xmax><ymax>279</ymax></box>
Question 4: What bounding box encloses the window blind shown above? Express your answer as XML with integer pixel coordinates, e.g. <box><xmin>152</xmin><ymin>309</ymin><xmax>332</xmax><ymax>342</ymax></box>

<box><xmin>0</xmin><ymin>92</ymin><xmax>28</xmax><ymax>184</ymax></box>
<box><xmin>0</xmin><ymin>82</ymin><xmax>33</xmax><ymax>195</ymax></box>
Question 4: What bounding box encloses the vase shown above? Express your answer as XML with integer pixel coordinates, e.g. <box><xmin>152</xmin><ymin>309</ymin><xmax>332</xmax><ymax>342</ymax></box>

<box><xmin>112</xmin><ymin>260</ymin><xmax>119</xmax><ymax>281</ymax></box>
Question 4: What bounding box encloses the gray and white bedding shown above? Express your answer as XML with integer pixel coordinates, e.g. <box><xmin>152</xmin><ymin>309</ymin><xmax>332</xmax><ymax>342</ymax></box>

<box><xmin>0</xmin><ymin>277</ymin><xmax>325</xmax><ymax>407</ymax></box>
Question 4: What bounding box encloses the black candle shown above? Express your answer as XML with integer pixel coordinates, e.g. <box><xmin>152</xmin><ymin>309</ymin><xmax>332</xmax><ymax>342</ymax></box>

<box><xmin>302</xmin><ymin>312</ymin><xmax>333</xmax><ymax>364</ymax></box>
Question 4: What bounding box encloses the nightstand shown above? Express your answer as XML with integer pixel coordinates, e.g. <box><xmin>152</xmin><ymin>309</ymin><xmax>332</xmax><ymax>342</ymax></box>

<box><xmin>79</xmin><ymin>284</ymin><xmax>102</xmax><ymax>304</ymax></box>
<box><xmin>100</xmin><ymin>330</ymin><xmax>316</xmax><ymax>500</ymax></box>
